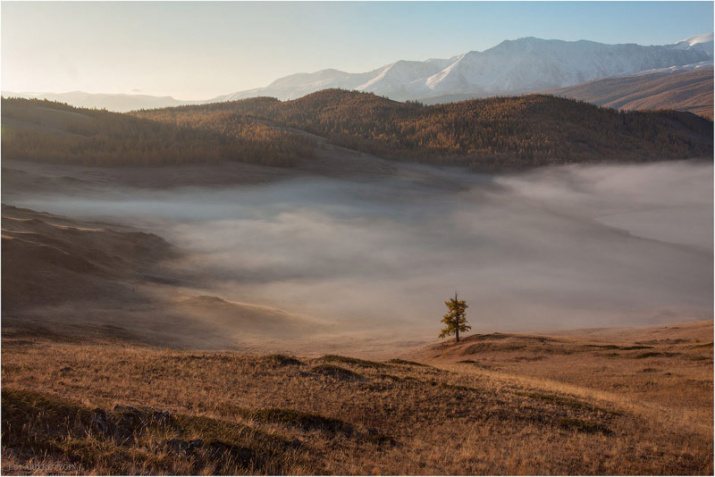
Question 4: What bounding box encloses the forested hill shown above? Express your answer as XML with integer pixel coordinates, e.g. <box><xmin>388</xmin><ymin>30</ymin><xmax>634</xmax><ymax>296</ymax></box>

<box><xmin>135</xmin><ymin>89</ymin><xmax>713</xmax><ymax>170</ymax></box>
<box><xmin>1</xmin><ymin>97</ymin><xmax>315</xmax><ymax>167</ymax></box>
<box><xmin>2</xmin><ymin>90</ymin><xmax>712</xmax><ymax>171</ymax></box>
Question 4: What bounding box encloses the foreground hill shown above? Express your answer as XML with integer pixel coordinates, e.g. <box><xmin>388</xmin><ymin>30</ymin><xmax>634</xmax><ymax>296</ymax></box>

<box><xmin>2</xmin><ymin>321</ymin><xmax>711</xmax><ymax>474</ymax></box>
<box><xmin>137</xmin><ymin>89</ymin><xmax>714</xmax><ymax>171</ymax></box>
<box><xmin>547</xmin><ymin>66</ymin><xmax>714</xmax><ymax>119</ymax></box>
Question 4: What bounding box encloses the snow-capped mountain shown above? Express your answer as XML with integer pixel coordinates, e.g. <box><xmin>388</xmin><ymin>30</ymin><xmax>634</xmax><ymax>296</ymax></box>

<box><xmin>221</xmin><ymin>36</ymin><xmax>712</xmax><ymax>103</ymax></box>
<box><xmin>5</xmin><ymin>35</ymin><xmax>711</xmax><ymax>111</ymax></box>
<box><xmin>669</xmin><ymin>33</ymin><xmax>714</xmax><ymax>56</ymax></box>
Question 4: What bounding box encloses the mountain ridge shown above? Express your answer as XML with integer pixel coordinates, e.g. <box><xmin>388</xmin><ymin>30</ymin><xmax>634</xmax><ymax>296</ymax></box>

<box><xmin>134</xmin><ymin>88</ymin><xmax>713</xmax><ymax>170</ymax></box>
<box><xmin>219</xmin><ymin>36</ymin><xmax>712</xmax><ymax>102</ymax></box>
<box><xmin>5</xmin><ymin>89</ymin><xmax>712</xmax><ymax>174</ymax></box>
<box><xmin>4</xmin><ymin>34</ymin><xmax>712</xmax><ymax>112</ymax></box>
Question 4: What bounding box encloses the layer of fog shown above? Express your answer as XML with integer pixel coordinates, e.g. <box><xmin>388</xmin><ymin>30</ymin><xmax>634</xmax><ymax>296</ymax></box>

<box><xmin>11</xmin><ymin>161</ymin><xmax>713</xmax><ymax>334</ymax></box>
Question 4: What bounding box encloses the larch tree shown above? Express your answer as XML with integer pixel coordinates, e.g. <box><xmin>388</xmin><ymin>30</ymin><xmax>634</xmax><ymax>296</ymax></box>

<box><xmin>439</xmin><ymin>292</ymin><xmax>470</xmax><ymax>343</ymax></box>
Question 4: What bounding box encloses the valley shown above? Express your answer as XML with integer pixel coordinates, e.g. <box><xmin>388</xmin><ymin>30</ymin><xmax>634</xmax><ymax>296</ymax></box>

<box><xmin>2</xmin><ymin>25</ymin><xmax>713</xmax><ymax>475</ymax></box>
<box><xmin>3</xmin><ymin>151</ymin><xmax>712</xmax><ymax>354</ymax></box>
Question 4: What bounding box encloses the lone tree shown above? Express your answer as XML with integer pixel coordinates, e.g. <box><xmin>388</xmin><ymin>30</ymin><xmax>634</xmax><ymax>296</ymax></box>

<box><xmin>439</xmin><ymin>293</ymin><xmax>470</xmax><ymax>343</ymax></box>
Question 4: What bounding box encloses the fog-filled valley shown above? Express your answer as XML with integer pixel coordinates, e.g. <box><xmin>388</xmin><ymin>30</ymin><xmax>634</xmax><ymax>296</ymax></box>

<box><xmin>4</xmin><ymin>159</ymin><xmax>711</xmax><ymax>352</ymax></box>
<box><xmin>4</xmin><ymin>3</ymin><xmax>715</xmax><ymax>474</ymax></box>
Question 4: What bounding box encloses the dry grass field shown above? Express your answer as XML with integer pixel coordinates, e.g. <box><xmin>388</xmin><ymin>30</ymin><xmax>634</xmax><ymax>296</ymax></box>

<box><xmin>547</xmin><ymin>67</ymin><xmax>714</xmax><ymax>119</ymax></box>
<box><xmin>1</xmin><ymin>321</ymin><xmax>712</xmax><ymax>475</ymax></box>
<box><xmin>2</xmin><ymin>164</ymin><xmax>712</xmax><ymax>475</ymax></box>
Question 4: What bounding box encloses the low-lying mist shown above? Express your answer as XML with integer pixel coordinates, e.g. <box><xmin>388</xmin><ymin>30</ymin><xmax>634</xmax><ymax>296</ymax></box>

<box><xmin>12</xmin><ymin>161</ymin><xmax>713</xmax><ymax>335</ymax></box>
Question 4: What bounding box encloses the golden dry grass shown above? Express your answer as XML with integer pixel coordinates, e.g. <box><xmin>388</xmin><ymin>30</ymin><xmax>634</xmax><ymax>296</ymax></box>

<box><xmin>1</xmin><ymin>321</ymin><xmax>712</xmax><ymax>475</ymax></box>
<box><xmin>547</xmin><ymin>67</ymin><xmax>714</xmax><ymax>119</ymax></box>
<box><xmin>418</xmin><ymin>322</ymin><xmax>714</xmax><ymax>434</ymax></box>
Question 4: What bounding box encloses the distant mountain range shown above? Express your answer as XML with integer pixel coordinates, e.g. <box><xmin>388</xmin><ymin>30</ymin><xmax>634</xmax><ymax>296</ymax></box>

<box><xmin>219</xmin><ymin>34</ymin><xmax>713</xmax><ymax>103</ymax></box>
<box><xmin>4</xmin><ymin>34</ymin><xmax>713</xmax><ymax>115</ymax></box>
<box><xmin>2</xmin><ymin>91</ymin><xmax>192</xmax><ymax>113</ymax></box>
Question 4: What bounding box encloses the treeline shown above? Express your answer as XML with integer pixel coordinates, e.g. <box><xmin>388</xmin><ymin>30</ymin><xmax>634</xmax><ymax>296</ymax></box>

<box><xmin>1</xmin><ymin>97</ymin><xmax>316</xmax><ymax>167</ymax></box>
<box><xmin>5</xmin><ymin>90</ymin><xmax>712</xmax><ymax>171</ymax></box>
<box><xmin>139</xmin><ymin>89</ymin><xmax>714</xmax><ymax>170</ymax></box>
<box><xmin>131</xmin><ymin>104</ymin><xmax>315</xmax><ymax>166</ymax></box>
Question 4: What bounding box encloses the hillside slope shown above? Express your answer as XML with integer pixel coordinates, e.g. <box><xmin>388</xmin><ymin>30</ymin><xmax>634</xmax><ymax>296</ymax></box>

<box><xmin>137</xmin><ymin>89</ymin><xmax>714</xmax><ymax>171</ymax></box>
<box><xmin>547</xmin><ymin>67</ymin><xmax>714</xmax><ymax>119</ymax></box>
<box><xmin>5</xmin><ymin>91</ymin><xmax>713</xmax><ymax>173</ymax></box>
<box><xmin>1</xmin><ymin>97</ymin><xmax>316</xmax><ymax>167</ymax></box>
<box><xmin>1</xmin><ymin>205</ymin><xmax>321</xmax><ymax>349</ymax></box>
<box><xmin>2</xmin><ymin>321</ymin><xmax>712</xmax><ymax>474</ymax></box>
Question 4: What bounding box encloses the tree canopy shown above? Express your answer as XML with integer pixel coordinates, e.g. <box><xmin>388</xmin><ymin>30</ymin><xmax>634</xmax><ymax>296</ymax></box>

<box><xmin>439</xmin><ymin>293</ymin><xmax>471</xmax><ymax>343</ymax></box>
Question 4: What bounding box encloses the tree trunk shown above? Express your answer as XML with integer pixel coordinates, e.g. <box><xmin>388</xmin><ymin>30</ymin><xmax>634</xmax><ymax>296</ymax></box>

<box><xmin>455</xmin><ymin>328</ymin><xmax>460</xmax><ymax>343</ymax></box>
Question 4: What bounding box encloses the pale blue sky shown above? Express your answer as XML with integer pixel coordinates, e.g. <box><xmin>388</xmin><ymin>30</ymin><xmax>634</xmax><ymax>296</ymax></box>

<box><xmin>2</xmin><ymin>2</ymin><xmax>713</xmax><ymax>99</ymax></box>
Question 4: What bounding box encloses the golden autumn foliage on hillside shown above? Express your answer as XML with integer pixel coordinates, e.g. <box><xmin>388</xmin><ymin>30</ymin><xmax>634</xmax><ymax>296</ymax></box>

<box><xmin>138</xmin><ymin>89</ymin><xmax>714</xmax><ymax>170</ymax></box>
<box><xmin>1</xmin><ymin>97</ymin><xmax>316</xmax><ymax>167</ymax></box>
<box><xmin>3</xmin><ymin>90</ymin><xmax>712</xmax><ymax>171</ymax></box>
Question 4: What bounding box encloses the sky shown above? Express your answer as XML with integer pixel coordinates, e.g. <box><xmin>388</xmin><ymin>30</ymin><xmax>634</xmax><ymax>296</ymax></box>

<box><xmin>2</xmin><ymin>1</ymin><xmax>713</xmax><ymax>100</ymax></box>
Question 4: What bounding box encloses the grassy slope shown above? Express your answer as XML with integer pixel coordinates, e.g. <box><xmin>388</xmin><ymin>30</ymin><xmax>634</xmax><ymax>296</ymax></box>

<box><xmin>1</xmin><ymin>204</ymin><xmax>174</xmax><ymax>311</ymax></box>
<box><xmin>1</xmin><ymin>205</ymin><xmax>326</xmax><ymax>351</ymax></box>
<box><xmin>2</xmin><ymin>322</ymin><xmax>712</xmax><ymax>475</ymax></box>
<box><xmin>547</xmin><ymin>67</ymin><xmax>714</xmax><ymax>120</ymax></box>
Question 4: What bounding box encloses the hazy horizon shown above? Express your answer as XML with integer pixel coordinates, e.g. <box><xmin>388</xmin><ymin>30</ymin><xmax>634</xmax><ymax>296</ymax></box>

<box><xmin>2</xmin><ymin>1</ymin><xmax>713</xmax><ymax>100</ymax></box>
